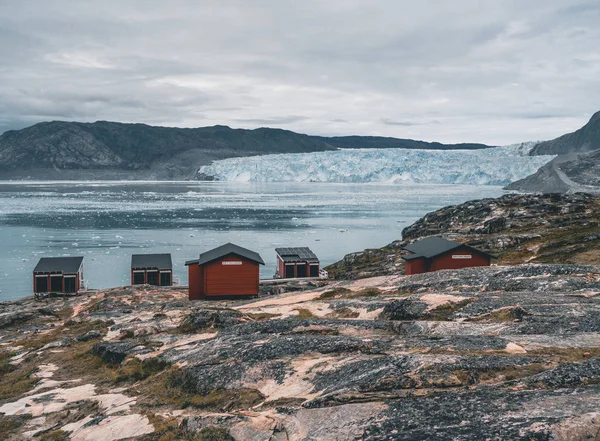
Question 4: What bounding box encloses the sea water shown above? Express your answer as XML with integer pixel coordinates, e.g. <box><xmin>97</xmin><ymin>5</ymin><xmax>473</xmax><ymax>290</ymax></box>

<box><xmin>0</xmin><ymin>181</ymin><xmax>505</xmax><ymax>301</ymax></box>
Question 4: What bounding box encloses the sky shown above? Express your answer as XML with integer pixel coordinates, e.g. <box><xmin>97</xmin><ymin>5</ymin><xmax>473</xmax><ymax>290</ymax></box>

<box><xmin>0</xmin><ymin>0</ymin><xmax>599</xmax><ymax>145</ymax></box>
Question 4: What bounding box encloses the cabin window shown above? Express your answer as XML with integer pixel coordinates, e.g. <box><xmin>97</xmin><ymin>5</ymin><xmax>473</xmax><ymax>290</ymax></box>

<box><xmin>64</xmin><ymin>276</ymin><xmax>76</xmax><ymax>293</ymax></box>
<box><xmin>133</xmin><ymin>271</ymin><xmax>145</xmax><ymax>285</ymax></box>
<box><xmin>310</xmin><ymin>264</ymin><xmax>319</xmax><ymax>277</ymax></box>
<box><xmin>50</xmin><ymin>275</ymin><xmax>63</xmax><ymax>292</ymax></box>
<box><xmin>160</xmin><ymin>271</ymin><xmax>171</xmax><ymax>286</ymax></box>
<box><xmin>146</xmin><ymin>270</ymin><xmax>159</xmax><ymax>286</ymax></box>
<box><xmin>285</xmin><ymin>264</ymin><xmax>295</xmax><ymax>278</ymax></box>
<box><xmin>36</xmin><ymin>276</ymin><xmax>48</xmax><ymax>292</ymax></box>
<box><xmin>296</xmin><ymin>264</ymin><xmax>307</xmax><ymax>278</ymax></box>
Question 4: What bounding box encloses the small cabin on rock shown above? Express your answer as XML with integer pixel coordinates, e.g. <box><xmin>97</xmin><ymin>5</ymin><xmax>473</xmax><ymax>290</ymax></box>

<box><xmin>402</xmin><ymin>237</ymin><xmax>493</xmax><ymax>275</ymax></box>
<box><xmin>33</xmin><ymin>256</ymin><xmax>84</xmax><ymax>297</ymax></box>
<box><xmin>131</xmin><ymin>254</ymin><xmax>173</xmax><ymax>286</ymax></box>
<box><xmin>275</xmin><ymin>247</ymin><xmax>320</xmax><ymax>278</ymax></box>
<box><xmin>185</xmin><ymin>243</ymin><xmax>264</xmax><ymax>300</ymax></box>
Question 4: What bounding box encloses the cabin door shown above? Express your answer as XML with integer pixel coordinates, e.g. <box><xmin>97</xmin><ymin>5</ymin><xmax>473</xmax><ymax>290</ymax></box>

<box><xmin>50</xmin><ymin>275</ymin><xmax>63</xmax><ymax>292</ymax></box>
<box><xmin>285</xmin><ymin>264</ymin><xmax>295</xmax><ymax>278</ymax></box>
<box><xmin>296</xmin><ymin>264</ymin><xmax>307</xmax><ymax>278</ymax></box>
<box><xmin>36</xmin><ymin>276</ymin><xmax>48</xmax><ymax>292</ymax></box>
<box><xmin>64</xmin><ymin>276</ymin><xmax>76</xmax><ymax>293</ymax></box>
<box><xmin>160</xmin><ymin>271</ymin><xmax>171</xmax><ymax>286</ymax></box>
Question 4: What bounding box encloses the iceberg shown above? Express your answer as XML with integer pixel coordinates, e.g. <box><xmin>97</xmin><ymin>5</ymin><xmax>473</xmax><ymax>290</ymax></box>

<box><xmin>199</xmin><ymin>143</ymin><xmax>555</xmax><ymax>185</ymax></box>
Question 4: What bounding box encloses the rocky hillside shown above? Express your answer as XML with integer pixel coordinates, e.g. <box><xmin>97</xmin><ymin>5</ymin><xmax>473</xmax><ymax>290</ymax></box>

<box><xmin>0</xmin><ymin>122</ymin><xmax>337</xmax><ymax>180</ymax></box>
<box><xmin>326</xmin><ymin>192</ymin><xmax>600</xmax><ymax>280</ymax></box>
<box><xmin>529</xmin><ymin>111</ymin><xmax>600</xmax><ymax>156</ymax></box>
<box><xmin>2</xmin><ymin>264</ymin><xmax>600</xmax><ymax>440</ymax></box>
<box><xmin>507</xmin><ymin>111</ymin><xmax>600</xmax><ymax>192</ymax></box>
<box><xmin>506</xmin><ymin>150</ymin><xmax>600</xmax><ymax>193</ymax></box>
<box><xmin>0</xmin><ymin>121</ymin><xmax>494</xmax><ymax>180</ymax></box>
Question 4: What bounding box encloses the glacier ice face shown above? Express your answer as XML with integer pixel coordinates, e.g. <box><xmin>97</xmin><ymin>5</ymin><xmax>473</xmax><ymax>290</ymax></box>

<box><xmin>199</xmin><ymin>143</ymin><xmax>555</xmax><ymax>185</ymax></box>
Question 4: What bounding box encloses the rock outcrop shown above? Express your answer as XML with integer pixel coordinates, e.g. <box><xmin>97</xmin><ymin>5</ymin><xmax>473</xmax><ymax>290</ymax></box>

<box><xmin>3</xmin><ymin>264</ymin><xmax>600</xmax><ymax>440</ymax></box>
<box><xmin>326</xmin><ymin>192</ymin><xmax>600</xmax><ymax>279</ymax></box>
<box><xmin>507</xmin><ymin>111</ymin><xmax>600</xmax><ymax>192</ymax></box>
<box><xmin>507</xmin><ymin>150</ymin><xmax>600</xmax><ymax>193</ymax></box>
<box><xmin>529</xmin><ymin>110</ymin><xmax>600</xmax><ymax>156</ymax></box>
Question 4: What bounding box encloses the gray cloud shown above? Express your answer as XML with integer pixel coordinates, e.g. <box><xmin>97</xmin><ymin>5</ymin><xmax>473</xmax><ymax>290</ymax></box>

<box><xmin>0</xmin><ymin>0</ymin><xmax>599</xmax><ymax>144</ymax></box>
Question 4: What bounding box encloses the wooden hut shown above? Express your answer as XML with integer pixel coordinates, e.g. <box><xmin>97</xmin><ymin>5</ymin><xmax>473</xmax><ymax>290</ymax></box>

<box><xmin>185</xmin><ymin>243</ymin><xmax>264</xmax><ymax>300</ymax></box>
<box><xmin>402</xmin><ymin>236</ymin><xmax>493</xmax><ymax>275</ymax></box>
<box><xmin>33</xmin><ymin>256</ymin><xmax>84</xmax><ymax>297</ymax></box>
<box><xmin>131</xmin><ymin>253</ymin><xmax>173</xmax><ymax>286</ymax></box>
<box><xmin>275</xmin><ymin>247</ymin><xmax>320</xmax><ymax>278</ymax></box>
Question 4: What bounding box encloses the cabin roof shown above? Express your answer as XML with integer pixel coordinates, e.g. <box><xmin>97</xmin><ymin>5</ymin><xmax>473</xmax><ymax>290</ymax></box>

<box><xmin>131</xmin><ymin>253</ymin><xmax>172</xmax><ymax>269</ymax></box>
<box><xmin>401</xmin><ymin>236</ymin><xmax>494</xmax><ymax>260</ymax></box>
<box><xmin>34</xmin><ymin>256</ymin><xmax>84</xmax><ymax>273</ymax></box>
<box><xmin>275</xmin><ymin>247</ymin><xmax>319</xmax><ymax>262</ymax></box>
<box><xmin>186</xmin><ymin>243</ymin><xmax>265</xmax><ymax>266</ymax></box>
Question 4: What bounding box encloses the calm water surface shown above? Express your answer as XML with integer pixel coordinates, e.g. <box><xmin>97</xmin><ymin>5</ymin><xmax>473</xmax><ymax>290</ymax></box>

<box><xmin>0</xmin><ymin>181</ymin><xmax>505</xmax><ymax>301</ymax></box>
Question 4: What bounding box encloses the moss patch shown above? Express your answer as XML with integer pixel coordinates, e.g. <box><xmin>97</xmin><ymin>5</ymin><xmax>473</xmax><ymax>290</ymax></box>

<box><xmin>141</xmin><ymin>415</ymin><xmax>234</xmax><ymax>441</ymax></box>
<box><xmin>424</xmin><ymin>299</ymin><xmax>473</xmax><ymax>321</ymax></box>
<box><xmin>0</xmin><ymin>415</ymin><xmax>32</xmax><ymax>440</ymax></box>
<box><xmin>139</xmin><ymin>368</ymin><xmax>264</xmax><ymax>411</ymax></box>
<box><xmin>294</xmin><ymin>308</ymin><xmax>316</xmax><ymax>319</ymax></box>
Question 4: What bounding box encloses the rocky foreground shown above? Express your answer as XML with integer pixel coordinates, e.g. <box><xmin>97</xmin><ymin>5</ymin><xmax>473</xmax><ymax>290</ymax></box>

<box><xmin>2</xmin><ymin>264</ymin><xmax>600</xmax><ymax>440</ymax></box>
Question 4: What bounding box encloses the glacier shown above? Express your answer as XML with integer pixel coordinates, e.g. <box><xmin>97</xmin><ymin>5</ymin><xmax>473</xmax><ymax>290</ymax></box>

<box><xmin>198</xmin><ymin>143</ymin><xmax>555</xmax><ymax>185</ymax></box>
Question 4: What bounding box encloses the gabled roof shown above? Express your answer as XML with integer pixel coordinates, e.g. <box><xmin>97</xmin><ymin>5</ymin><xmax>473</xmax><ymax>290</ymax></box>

<box><xmin>131</xmin><ymin>253</ymin><xmax>172</xmax><ymax>269</ymax></box>
<box><xmin>275</xmin><ymin>247</ymin><xmax>319</xmax><ymax>263</ymax></box>
<box><xmin>186</xmin><ymin>243</ymin><xmax>265</xmax><ymax>266</ymax></box>
<box><xmin>401</xmin><ymin>236</ymin><xmax>494</xmax><ymax>260</ymax></box>
<box><xmin>34</xmin><ymin>256</ymin><xmax>84</xmax><ymax>273</ymax></box>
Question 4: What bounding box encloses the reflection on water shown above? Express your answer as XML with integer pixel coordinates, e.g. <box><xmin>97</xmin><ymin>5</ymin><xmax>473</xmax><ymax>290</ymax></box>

<box><xmin>0</xmin><ymin>181</ymin><xmax>505</xmax><ymax>301</ymax></box>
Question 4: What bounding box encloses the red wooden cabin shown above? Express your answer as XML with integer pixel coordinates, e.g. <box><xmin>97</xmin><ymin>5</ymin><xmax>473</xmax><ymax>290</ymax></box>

<box><xmin>185</xmin><ymin>243</ymin><xmax>265</xmax><ymax>300</ymax></box>
<box><xmin>402</xmin><ymin>236</ymin><xmax>493</xmax><ymax>275</ymax></box>
<box><xmin>131</xmin><ymin>254</ymin><xmax>173</xmax><ymax>286</ymax></box>
<box><xmin>275</xmin><ymin>247</ymin><xmax>320</xmax><ymax>278</ymax></box>
<box><xmin>33</xmin><ymin>256</ymin><xmax>84</xmax><ymax>298</ymax></box>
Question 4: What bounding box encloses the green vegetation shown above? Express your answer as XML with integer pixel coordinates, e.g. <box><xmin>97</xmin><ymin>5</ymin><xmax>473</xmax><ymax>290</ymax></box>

<box><xmin>113</xmin><ymin>358</ymin><xmax>171</xmax><ymax>384</ymax></box>
<box><xmin>424</xmin><ymin>299</ymin><xmax>473</xmax><ymax>321</ymax></box>
<box><xmin>142</xmin><ymin>415</ymin><xmax>234</xmax><ymax>441</ymax></box>
<box><xmin>39</xmin><ymin>430</ymin><xmax>70</xmax><ymax>441</ymax></box>
<box><xmin>319</xmin><ymin>287</ymin><xmax>382</xmax><ymax>300</ymax></box>
<box><xmin>0</xmin><ymin>415</ymin><xmax>32</xmax><ymax>440</ymax></box>
<box><xmin>244</xmin><ymin>312</ymin><xmax>282</xmax><ymax>321</ymax></box>
<box><xmin>326</xmin><ymin>307</ymin><xmax>360</xmax><ymax>318</ymax></box>
<box><xmin>294</xmin><ymin>308</ymin><xmax>316</xmax><ymax>318</ymax></box>
<box><xmin>140</xmin><ymin>368</ymin><xmax>264</xmax><ymax>411</ymax></box>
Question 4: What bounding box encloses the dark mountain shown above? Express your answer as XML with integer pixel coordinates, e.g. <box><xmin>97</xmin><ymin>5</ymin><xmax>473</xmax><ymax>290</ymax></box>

<box><xmin>507</xmin><ymin>111</ymin><xmax>600</xmax><ymax>193</ymax></box>
<box><xmin>0</xmin><ymin>120</ymin><xmax>494</xmax><ymax>180</ymax></box>
<box><xmin>506</xmin><ymin>150</ymin><xmax>600</xmax><ymax>193</ymax></box>
<box><xmin>0</xmin><ymin>121</ymin><xmax>338</xmax><ymax>179</ymax></box>
<box><xmin>315</xmin><ymin>135</ymin><xmax>493</xmax><ymax>150</ymax></box>
<box><xmin>529</xmin><ymin>111</ymin><xmax>600</xmax><ymax>156</ymax></box>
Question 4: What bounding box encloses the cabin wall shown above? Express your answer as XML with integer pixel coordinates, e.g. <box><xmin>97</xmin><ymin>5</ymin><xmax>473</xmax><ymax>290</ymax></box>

<box><xmin>430</xmin><ymin>247</ymin><xmax>491</xmax><ymax>271</ymax></box>
<box><xmin>204</xmin><ymin>255</ymin><xmax>259</xmax><ymax>297</ymax></box>
<box><xmin>131</xmin><ymin>268</ymin><xmax>173</xmax><ymax>286</ymax></box>
<box><xmin>188</xmin><ymin>264</ymin><xmax>203</xmax><ymax>300</ymax></box>
<box><xmin>33</xmin><ymin>271</ymin><xmax>81</xmax><ymax>294</ymax></box>
<box><xmin>405</xmin><ymin>258</ymin><xmax>426</xmax><ymax>275</ymax></box>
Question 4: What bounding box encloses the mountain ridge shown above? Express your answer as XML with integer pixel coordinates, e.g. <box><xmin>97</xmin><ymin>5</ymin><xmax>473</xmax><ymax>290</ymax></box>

<box><xmin>0</xmin><ymin>120</ymin><xmax>495</xmax><ymax>180</ymax></box>
<box><xmin>507</xmin><ymin>111</ymin><xmax>600</xmax><ymax>192</ymax></box>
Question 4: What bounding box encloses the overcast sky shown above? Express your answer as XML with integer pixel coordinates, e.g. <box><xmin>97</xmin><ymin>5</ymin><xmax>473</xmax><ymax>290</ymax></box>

<box><xmin>0</xmin><ymin>0</ymin><xmax>599</xmax><ymax>144</ymax></box>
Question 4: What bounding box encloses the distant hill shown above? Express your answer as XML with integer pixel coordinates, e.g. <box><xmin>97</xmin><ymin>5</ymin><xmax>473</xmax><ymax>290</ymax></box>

<box><xmin>316</xmin><ymin>135</ymin><xmax>492</xmax><ymax>150</ymax></box>
<box><xmin>507</xmin><ymin>111</ymin><xmax>600</xmax><ymax>193</ymax></box>
<box><xmin>0</xmin><ymin>120</ymin><xmax>494</xmax><ymax>180</ymax></box>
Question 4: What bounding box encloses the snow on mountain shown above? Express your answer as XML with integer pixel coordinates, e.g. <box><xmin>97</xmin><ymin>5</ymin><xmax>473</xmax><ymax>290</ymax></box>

<box><xmin>199</xmin><ymin>143</ymin><xmax>555</xmax><ymax>185</ymax></box>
